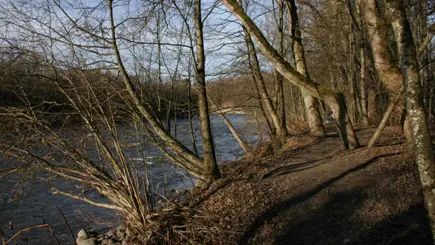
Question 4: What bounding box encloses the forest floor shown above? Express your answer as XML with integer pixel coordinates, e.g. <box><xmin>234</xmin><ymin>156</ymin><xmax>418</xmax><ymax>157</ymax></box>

<box><xmin>185</xmin><ymin>125</ymin><xmax>433</xmax><ymax>245</ymax></box>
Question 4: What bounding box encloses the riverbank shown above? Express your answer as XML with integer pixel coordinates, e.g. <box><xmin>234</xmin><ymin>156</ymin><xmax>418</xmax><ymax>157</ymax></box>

<box><xmin>0</xmin><ymin>115</ymin><xmax>258</xmax><ymax>244</ymax></box>
<box><xmin>157</xmin><ymin>125</ymin><xmax>432</xmax><ymax>244</ymax></box>
<box><xmin>3</xmin><ymin>125</ymin><xmax>433</xmax><ymax>244</ymax></box>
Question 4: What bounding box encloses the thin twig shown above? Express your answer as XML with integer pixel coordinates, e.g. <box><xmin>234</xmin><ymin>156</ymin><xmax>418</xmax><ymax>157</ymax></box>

<box><xmin>45</xmin><ymin>223</ymin><xmax>60</xmax><ymax>245</ymax></box>
<box><xmin>3</xmin><ymin>224</ymin><xmax>54</xmax><ymax>245</ymax></box>
<box><xmin>56</xmin><ymin>206</ymin><xmax>77</xmax><ymax>245</ymax></box>
<box><xmin>51</xmin><ymin>187</ymin><xmax>123</xmax><ymax>211</ymax></box>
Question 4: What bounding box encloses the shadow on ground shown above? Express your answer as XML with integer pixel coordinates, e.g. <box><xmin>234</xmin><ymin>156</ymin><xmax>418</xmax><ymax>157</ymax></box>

<box><xmin>274</xmin><ymin>195</ymin><xmax>431</xmax><ymax>245</ymax></box>
<box><xmin>239</xmin><ymin>152</ymin><xmax>432</xmax><ymax>245</ymax></box>
<box><xmin>262</xmin><ymin>154</ymin><xmax>335</xmax><ymax>179</ymax></box>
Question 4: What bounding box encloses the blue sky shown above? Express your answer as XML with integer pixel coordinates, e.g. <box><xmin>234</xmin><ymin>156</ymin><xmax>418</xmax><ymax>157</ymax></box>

<box><xmin>0</xmin><ymin>0</ymin><xmax>277</xmax><ymax>81</ymax></box>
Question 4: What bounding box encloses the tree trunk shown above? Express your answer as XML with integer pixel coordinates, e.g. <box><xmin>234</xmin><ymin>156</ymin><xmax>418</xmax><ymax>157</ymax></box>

<box><xmin>286</xmin><ymin>0</ymin><xmax>325</xmax><ymax>138</ymax></box>
<box><xmin>303</xmin><ymin>91</ymin><xmax>326</xmax><ymax>137</ymax></box>
<box><xmin>252</xmin><ymin>72</ymin><xmax>275</xmax><ymax>136</ymax></box>
<box><xmin>367</xmin><ymin>87</ymin><xmax>378</xmax><ymax>124</ymax></box>
<box><xmin>221</xmin><ymin>114</ymin><xmax>250</xmax><ymax>154</ymax></box>
<box><xmin>274</xmin><ymin>0</ymin><xmax>288</xmax><ymax>138</ymax></box>
<box><xmin>209</xmin><ymin>97</ymin><xmax>250</xmax><ymax>154</ymax></box>
<box><xmin>194</xmin><ymin>0</ymin><xmax>220</xmax><ymax>184</ymax></box>
<box><xmin>289</xmin><ymin>85</ymin><xmax>298</xmax><ymax>121</ymax></box>
<box><xmin>368</xmin><ymin>89</ymin><xmax>404</xmax><ymax>147</ymax></box>
<box><xmin>326</xmin><ymin>93</ymin><xmax>360</xmax><ymax>150</ymax></box>
<box><xmin>385</xmin><ymin>0</ymin><xmax>435</xmax><ymax>240</ymax></box>
<box><xmin>360</xmin><ymin>45</ymin><xmax>369</xmax><ymax>126</ymax></box>
<box><xmin>187</xmin><ymin>77</ymin><xmax>199</xmax><ymax>156</ymax></box>
<box><xmin>243</xmin><ymin>26</ymin><xmax>283</xmax><ymax>140</ymax></box>
<box><xmin>223</xmin><ymin>0</ymin><xmax>359</xmax><ymax>149</ymax></box>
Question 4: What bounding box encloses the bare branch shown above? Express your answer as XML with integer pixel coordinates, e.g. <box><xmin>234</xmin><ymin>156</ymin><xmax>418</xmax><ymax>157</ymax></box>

<box><xmin>51</xmin><ymin>187</ymin><xmax>124</xmax><ymax>211</ymax></box>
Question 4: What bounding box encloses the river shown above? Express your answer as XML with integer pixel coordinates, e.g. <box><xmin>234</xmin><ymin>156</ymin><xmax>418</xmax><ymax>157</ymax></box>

<box><xmin>0</xmin><ymin>114</ymin><xmax>261</xmax><ymax>244</ymax></box>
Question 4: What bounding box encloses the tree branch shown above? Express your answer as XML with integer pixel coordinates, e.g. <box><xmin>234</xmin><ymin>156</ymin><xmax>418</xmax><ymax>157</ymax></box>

<box><xmin>51</xmin><ymin>187</ymin><xmax>123</xmax><ymax>211</ymax></box>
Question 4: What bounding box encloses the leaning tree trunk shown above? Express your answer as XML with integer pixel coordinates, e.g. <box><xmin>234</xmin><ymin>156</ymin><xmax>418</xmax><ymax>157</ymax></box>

<box><xmin>242</xmin><ymin>26</ymin><xmax>284</xmax><ymax>140</ymax></box>
<box><xmin>286</xmin><ymin>0</ymin><xmax>325</xmax><ymax>138</ymax></box>
<box><xmin>194</xmin><ymin>0</ymin><xmax>221</xmax><ymax>184</ymax></box>
<box><xmin>209</xmin><ymin>98</ymin><xmax>251</xmax><ymax>154</ymax></box>
<box><xmin>221</xmin><ymin>114</ymin><xmax>250</xmax><ymax>154</ymax></box>
<box><xmin>253</xmin><ymin>75</ymin><xmax>276</xmax><ymax>136</ymax></box>
<box><xmin>368</xmin><ymin>89</ymin><xmax>404</xmax><ymax>147</ymax></box>
<box><xmin>385</xmin><ymin>0</ymin><xmax>435</xmax><ymax>240</ymax></box>
<box><xmin>223</xmin><ymin>0</ymin><xmax>359</xmax><ymax>149</ymax></box>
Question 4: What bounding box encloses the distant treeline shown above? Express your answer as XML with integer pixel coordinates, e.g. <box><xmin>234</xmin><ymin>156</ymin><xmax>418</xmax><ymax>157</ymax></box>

<box><xmin>0</xmin><ymin>55</ymin><xmax>198</xmax><ymax>125</ymax></box>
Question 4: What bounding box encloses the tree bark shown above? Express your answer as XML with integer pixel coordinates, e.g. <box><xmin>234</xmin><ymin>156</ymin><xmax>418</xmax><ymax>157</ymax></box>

<box><xmin>223</xmin><ymin>0</ymin><xmax>359</xmax><ymax>149</ymax></box>
<box><xmin>286</xmin><ymin>0</ymin><xmax>325</xmax><ymax>138</ymax></box>
<box><xmin>194</xmin><ymin>0</ymin><xmax>221</xmax><ymax>184</ymax></box>
<box><xmin>367</xmin><ymin>86</ymin><xmax>378</xmax><ymax>124</ymax></box>
<box><xmin>360</xmin><ymin>45</ymin><xmax>369</xmax><ymax>126</ymax></box>
<box><xmin>384</xmin><ymin>0</ymin><xmax>435</xmax><ymax>240</ymax></box>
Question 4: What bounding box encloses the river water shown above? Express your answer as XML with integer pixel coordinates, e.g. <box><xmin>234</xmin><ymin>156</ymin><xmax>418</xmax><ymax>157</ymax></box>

<box><xmin>0</xmin><ymin>115</ymin><xmax>261</xmax><ymax>244</ymax></box>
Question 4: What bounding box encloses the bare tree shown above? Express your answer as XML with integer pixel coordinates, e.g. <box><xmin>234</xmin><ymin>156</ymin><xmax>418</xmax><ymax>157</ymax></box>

<box><xmin>360</xmin><ymin>0</ymin><xmax>405</xmax><ymax>128</ymax></box>
<box><xmin>285</xmin><ymin>0</ymin><xmax>325</xmax><ymax>137</ymax></box>
<box><xmin>0</xmin><ymin>0</ymin><xmax>226</xmax><ymax>231</ymax></box>
<box><xmin>361</xmin><ymin>0</ymin><xmax>435</xmax><ymax>239</ymax></box>
<box><xmin>273</xmin><ymin>0</ymin><xmax>289</xmax><ymax>138</ymax></box>
<box><xmin>193</xmin><ymin>0</ymin><xmax>221</xmax><ymax>183</ymax></box>
<box><xmin>222</xmin><ymin>0</ymin><xmax>360</xmax><ymax>150</ymax></box>
<box><xmin>242</xmin><ymin>26</ymin><xmax>285</xmax><ymax>140</ymax></box>
<box><xmin>107</xmin><ymin>0</ymin><xmax>214</xmax><ymax>184</ymax></box>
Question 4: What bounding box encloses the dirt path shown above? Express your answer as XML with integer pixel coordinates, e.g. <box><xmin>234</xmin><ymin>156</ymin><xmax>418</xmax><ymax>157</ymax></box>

<box><xmin>191</xmin><ymin>126</ymin><xmax>433</xmax><ymax>244</ymax></box>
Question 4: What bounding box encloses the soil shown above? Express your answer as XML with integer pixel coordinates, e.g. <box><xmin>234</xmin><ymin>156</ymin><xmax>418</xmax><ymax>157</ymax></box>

<box><xmin>185</xmin><ymin>126</ymin><xmax>433</xmax><ymax>244</ymax></box>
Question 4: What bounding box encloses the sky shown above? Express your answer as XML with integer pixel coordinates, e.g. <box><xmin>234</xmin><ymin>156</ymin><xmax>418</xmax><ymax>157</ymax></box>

<box><xmin>0</xmin><ymin>0</ymin><xmax>278</xmax><ymax>81</ymax></box>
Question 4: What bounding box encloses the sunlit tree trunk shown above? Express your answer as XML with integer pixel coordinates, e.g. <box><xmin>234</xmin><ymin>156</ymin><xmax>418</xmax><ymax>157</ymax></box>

<box><xmin>274</xmin><ymin>0</ymin><xmax>288</xmax><ymax>138</ymax></box>
<box><xmin>242</xmin><ymin>26</ymin><xmax>284</xmax><ymax>140</ymax></box>
<box><xmin>254</xmin><ymin>76</ymin><xmax>275</xmax><ymax>136</ymax></box>
<box><xmin>209</xmin><ymin>98</ymin><xmax>250</xmax><ymax>154</ymax></box>
<box><xmin>360</xmin><ymin>44</ymin><xmax>369</xmax><ymax>126</ymax></box>
<box><xmin>384</xmin><ymin>0</ymin><xmax>435</xmax><ymax>240</ymax></box>
<box><xmin>286</xmin><ymin>0</ymin><xmax>325</xmax><ymax>138</ymax></box>
<box><xmin>194</xmin><ymin>0</ymin><xmax>220</xmax><ymax>184</ymax></box>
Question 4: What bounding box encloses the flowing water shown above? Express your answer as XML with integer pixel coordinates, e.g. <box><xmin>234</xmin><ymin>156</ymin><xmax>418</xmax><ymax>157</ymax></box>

<box><xmin>0</xmin><ymin>115</ymin><xmax>261</xmax><ymax>244</ymax></box>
